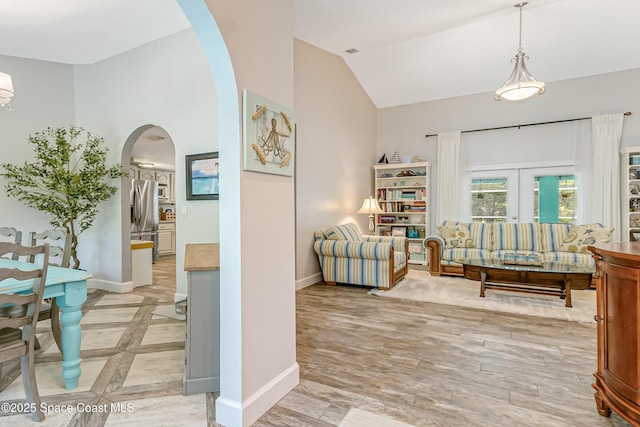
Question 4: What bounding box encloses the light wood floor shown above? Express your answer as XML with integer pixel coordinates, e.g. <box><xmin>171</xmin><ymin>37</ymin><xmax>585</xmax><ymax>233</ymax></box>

<box><xmin>1</xmin><ymin>258</ymin><xmax>630</xmax><ymax>426</ymax></box>
<box><xmin>255</xmin><ymin>278</ymin><xmax>631</xmax><ymax>427</ymax></box>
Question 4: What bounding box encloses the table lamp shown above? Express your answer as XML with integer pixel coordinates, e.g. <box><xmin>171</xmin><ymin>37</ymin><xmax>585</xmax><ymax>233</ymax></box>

<box><xmin>357</xmin><ymin>196</ymin><xmax>383</xmax><ymax>234</ymax></box>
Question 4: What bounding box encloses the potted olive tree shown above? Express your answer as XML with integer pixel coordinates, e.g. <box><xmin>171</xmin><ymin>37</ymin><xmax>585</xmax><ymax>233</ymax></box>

<box><xmin>2</xmin><ymin>126</ymin><xmax>125</xmax><ymax>269</ymax></box>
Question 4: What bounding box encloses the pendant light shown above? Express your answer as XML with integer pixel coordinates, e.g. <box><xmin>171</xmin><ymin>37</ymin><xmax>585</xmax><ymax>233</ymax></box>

<box><xmin>495</xmin><ymin>2</ymin><xmax>545</xmax><ymax>102</ymax></box>
<box><xmin>0</xmin><ymin>72</ymin><xmax>14</xmax><ymax>109</ymax></box>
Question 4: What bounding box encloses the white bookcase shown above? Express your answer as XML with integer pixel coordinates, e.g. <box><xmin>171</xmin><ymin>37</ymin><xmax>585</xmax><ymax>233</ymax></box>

<box><xmin>621</xmin><ymin>147</ymin><xmax>640</xmax><ymax>242</ymax></box>
<box><xmin>373</xmin><ymin>162</ymin><xmax>430</xmax><ymax>265</ymax></box>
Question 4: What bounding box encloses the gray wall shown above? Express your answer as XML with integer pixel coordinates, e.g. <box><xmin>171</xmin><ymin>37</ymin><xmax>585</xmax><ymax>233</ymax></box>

<box><xmin>0</xmin><ymin>56</ymin><xmax>76</xmax><ymax>241</ymax></box>
<box><xmin>294</xmin><ymin>39</ymin><xmax>378</xmax><ymax>287</ymax></box>
<box><xmin>74</xmin><ymin>29</ymin><xmax>218</xmax><ymax>298</ymax></box>
<box><xmin>0</xmin><ymin>29</ymin><xmax>218</xmax><ymax>299</ymax></box>
<box><xmin>377</xmin><ymin>68</ymin><xmax>640</xmax><ymax>231</ymax></box>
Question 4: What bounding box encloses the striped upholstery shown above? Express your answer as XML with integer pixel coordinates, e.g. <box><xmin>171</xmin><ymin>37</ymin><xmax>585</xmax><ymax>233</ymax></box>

<box><xmin>313</xmin><ymin>226</ymin><xmax>407</xmax><ymax>289</ymax></box>
<box><xmin>540</xmin><ymin>251</ymin><xmax>595</xmax><ymax>268</ymax></box>
<box><xmin>364</xmin><ymin>235</ymin><xmax>406</xmax><ymax>253</ymax></box>
<box><xmin>494</xmin><ymin>222</ymin><xmax>540</xmax><ymax>252</ymax></box>
<box><xmin>441</xmin><ymin>248</ymin><xmax>493</xmax><ymax>266</ymax></box>
<box><xmin>427</xmin><ymin>220</ymin><xmax>602</xmax><ymax>276</ymax></box>
<box><xmin>325</xmin><ymin>223</ymin><xmax>363</xmax><ymax>241</ymax></box>
<box><xmin>538</xmin><ymin>223</ymin><xmax>572</xmax><ymax>253</ymax></box>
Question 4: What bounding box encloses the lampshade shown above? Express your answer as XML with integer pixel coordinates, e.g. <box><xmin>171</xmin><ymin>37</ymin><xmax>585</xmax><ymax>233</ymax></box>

<box><xmin>494</xmin><ymin>2</ymin><xmax>545</xmax><ymax>102</ymax></box>
<box><xmin>0</xmin><ymin>72</ymin><xmax>14</xmax><ymax>108</ymax></box>
<box><xmin>358</xmin><ymin>196</ymin><xmax>383</xmax><ymax>234</ymax></box>
<box><xmin>357</xmin><ymin>196</ymin><xmax>383</xmax><ymax>215</ymax></box>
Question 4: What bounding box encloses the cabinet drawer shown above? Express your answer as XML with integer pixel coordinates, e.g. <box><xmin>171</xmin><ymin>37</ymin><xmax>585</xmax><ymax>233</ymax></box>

<box><xmin>159</xmin><ymin>222</ymin><xmax>175</xmax><ymax>231</ymax></box>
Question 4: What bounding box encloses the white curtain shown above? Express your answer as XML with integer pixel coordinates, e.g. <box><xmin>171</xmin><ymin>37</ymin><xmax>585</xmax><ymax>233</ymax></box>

<box><xmin>436</xmin><ymin>131</ymin><xmax>462</xmax><ymax>224</ymax></box>
<box><xmin>585</xmin><ymin>113</ymin><xmax>623</xmax><ymax>239</ymax></box>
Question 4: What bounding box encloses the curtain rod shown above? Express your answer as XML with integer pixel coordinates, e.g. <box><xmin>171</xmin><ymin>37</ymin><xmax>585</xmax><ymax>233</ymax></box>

<box><xmin>424</xmin><ymin>111</ymin><xmax>632</xmax><ymax>138</ymax></box>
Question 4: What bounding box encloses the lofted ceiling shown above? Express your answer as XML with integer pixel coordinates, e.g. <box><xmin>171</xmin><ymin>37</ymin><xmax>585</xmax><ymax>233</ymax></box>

<box><xmin>1</xmin><ymin>0</ymin><xmax>639</xmax><ymax>109</ymax></box>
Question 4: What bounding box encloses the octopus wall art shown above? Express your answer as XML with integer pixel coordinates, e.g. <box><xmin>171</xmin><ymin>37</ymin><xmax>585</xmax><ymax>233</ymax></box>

<box><xmin>243</xmin><ymin>89</ymin><xmax>295</xmax><ymax>176</ymax></box>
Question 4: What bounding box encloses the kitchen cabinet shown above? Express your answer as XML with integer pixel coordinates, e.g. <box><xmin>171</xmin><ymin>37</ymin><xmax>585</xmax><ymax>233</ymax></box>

<box><xmin>589</xmin><ymin>242</ymin><xmax>640</xmax><ymax>425</ymax></box>
<box><xmin>138</xmin><ymin>168</ymin><xmax>173</xmax><ymax>202</ymax></box>
<box><xmin>158</xmin><ymin>222</ymin><xmax>176</xmax><ymax>255</ymax></box>
<box><xmin>128</xmin><ymin>164</ymin><xmax>138</xmax><ymax>179</ymax></box>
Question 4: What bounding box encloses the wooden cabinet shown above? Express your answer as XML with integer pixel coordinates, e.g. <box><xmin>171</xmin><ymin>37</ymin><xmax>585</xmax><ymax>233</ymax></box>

<box><xmin>158</xmin><ymin>222</ymin><xmax>176</xmax><ymax>255</ymax></box>
<box><xmin>590</xmin><ymin>242</ymin><xmax>640</xmax><ymax>425</ymax></box>
<box><xmin>374</xmin><ymin>162</ymin><xmax>430</xmax><ymax>265</ymax></box>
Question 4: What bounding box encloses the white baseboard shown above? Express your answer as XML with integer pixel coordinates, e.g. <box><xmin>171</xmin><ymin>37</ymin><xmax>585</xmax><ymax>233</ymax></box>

<box><xmin>88</xmin><ymin>278</ymin><xmax>133</xmax><ymax>294</ymax></box>
<box><xmin>215</xmin><ymin>362</ymin><xmax>299</xmax><ymax>427</ymax></box>
<box><xmin>295</xmin><ymin>272</ymin><xmax>323</xmax><ymax>290</ymax></box>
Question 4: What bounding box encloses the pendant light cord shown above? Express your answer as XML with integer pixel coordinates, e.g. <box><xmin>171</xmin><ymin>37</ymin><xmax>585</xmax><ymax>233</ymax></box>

<box><xmin>518</xmin><ymin>4</ymin><xmax>523</xmax><ymax>51</ymax></box>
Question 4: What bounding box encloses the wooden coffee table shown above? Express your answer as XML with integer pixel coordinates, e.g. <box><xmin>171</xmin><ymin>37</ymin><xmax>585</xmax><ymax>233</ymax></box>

<box><xmin>457</xmin><ymin>258</ymin><xmax>594</xmax><ymax>307</ymax></box>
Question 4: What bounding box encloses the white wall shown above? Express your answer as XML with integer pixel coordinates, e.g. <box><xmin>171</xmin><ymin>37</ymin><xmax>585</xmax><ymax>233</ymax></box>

<box><xmin>74</xmin><ymin>28</ymin><xmax>218</xmax><ymax>298</ymax></box>
<box><xmin>293</xmin><ymin>39</ymin><xmax>378</xmax><ymax>287</ymax></box>
<box><xmin>378</xmin><ymin>68</ymin><xmax>640</xmax><ymax>231</ymax></box>
<box><xmin>0</xmin><ymin>56</ymin><xmax>77</xmax><ymax>240</ymax></box>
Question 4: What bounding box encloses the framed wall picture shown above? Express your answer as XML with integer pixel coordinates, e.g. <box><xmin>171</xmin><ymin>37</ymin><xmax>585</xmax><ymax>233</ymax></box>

<box><xmin>243</xmin><ymin>89</ymin><xmax>295</xmax><ymax>176</ymax></box>
<box><xmin>186</xmin><ymin>152</ymin><xmax>219</xmax><ymax>200</ymax></box>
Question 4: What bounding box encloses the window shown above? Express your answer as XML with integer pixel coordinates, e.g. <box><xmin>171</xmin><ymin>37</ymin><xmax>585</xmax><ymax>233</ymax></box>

<box><xmin>470</xmin><ymin>166</ymin><xmax>577</xmax><ymax>223</ymax></box>
<box><xmin>471</xmin><ymin>178</ymin><xmax>508</xmax><ymax>222</ymax></box>
<box><xmin>533</xmin><ymin>175</ymin><xmax>577</xmax><ymax>223</ymax></box>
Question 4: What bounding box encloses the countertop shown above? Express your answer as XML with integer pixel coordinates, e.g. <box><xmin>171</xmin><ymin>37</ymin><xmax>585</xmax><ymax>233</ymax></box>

<box><xmin>131</xmin><ymin>240</ymin><xmax>154</xmax><ymax>250</ymax></box>
<box><xmin>184</xmin><ymin>243</ymin><xmax>220</xmax><ymax>271</ymax></box>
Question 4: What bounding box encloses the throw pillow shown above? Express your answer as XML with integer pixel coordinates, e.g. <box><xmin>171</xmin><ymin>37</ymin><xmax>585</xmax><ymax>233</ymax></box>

<box><xmin>325</xmin><ymin>223</ymin><xmax>364</xmax><ymax>241</ymax></box>
<box><xmin>558</xmin><ymin>225</ymin><xmax>614</xmax><ymax>254</ymax></box>
<box><xmin>437</xmin><ymin>224</ymin><xmax>475</xmax><ymax>249</ymax></box>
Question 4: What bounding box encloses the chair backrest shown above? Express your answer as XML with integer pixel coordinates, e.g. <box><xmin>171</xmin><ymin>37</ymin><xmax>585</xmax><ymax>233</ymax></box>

<box><xmin>0</xmin><ymin>227</ymin><xmax>22</xmax><ymax>261</ymax></box>
<box><xmin>0</xmin><ymin>242</ymin><xmax>50</xmax><ymax>343</ymax></box>
<box><xmin>28</xmin><ymin>229</ymin><xmax>71</xmax><ymax>268</ymax></box>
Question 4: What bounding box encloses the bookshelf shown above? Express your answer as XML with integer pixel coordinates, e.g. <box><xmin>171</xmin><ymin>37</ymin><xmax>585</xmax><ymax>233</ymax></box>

<box><xmin>374</xmin><ymin>161</ymin><xmax>430</xmax><ymax>265</ymax></box>
<box><xmin>621</xmin><ymin>147</ymin><xmax>640</xmax><ymax>242</ymax></box>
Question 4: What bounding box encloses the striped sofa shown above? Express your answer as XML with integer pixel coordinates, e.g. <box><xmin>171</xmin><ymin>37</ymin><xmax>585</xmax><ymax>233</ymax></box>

<box><xmin>313</xmin><ymin>223</ymin><xmax>408</xmax><ymax>290</ymax></box>
<box><xmin>424</xmin><ymin>221</ymin><xmax>612</xmax><ymax>277</ymax></box>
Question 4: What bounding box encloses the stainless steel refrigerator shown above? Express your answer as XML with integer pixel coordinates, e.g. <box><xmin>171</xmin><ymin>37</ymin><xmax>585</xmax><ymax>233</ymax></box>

<box><xmin>130</xmin><ymin>179</ymin><xmax>159</xmax><ymax>262</ymax></box>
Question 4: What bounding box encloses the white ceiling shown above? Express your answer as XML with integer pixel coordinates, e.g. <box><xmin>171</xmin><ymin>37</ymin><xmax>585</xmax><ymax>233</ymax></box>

<box><xmin>1</xmin><ymin>0</ymin><xmax>639</xmax><ymax>109</ymax></box>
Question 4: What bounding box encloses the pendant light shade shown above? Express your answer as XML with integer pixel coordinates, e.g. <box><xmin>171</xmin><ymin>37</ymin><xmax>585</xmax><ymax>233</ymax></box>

<box><xmin>495</xmin><ymin>2</ymin><xmax>545</xmax><ymax>102</ymax></box>
<box><xmin>0</xmin><ymin>72</ymin><xmax>14</xmax><ymax>108</ymax></box>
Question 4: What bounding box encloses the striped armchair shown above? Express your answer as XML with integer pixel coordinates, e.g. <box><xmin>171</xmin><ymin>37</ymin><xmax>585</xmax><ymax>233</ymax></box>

<box><xmin>313</xmin><ymin>223</ymin><xmax>408</xmax><ymax>290</ymax></box>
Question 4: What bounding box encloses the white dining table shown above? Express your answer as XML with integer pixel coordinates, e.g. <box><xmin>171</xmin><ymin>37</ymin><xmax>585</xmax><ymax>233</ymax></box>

<box><xmin>0</xmin><ymin>258</ymin><xmax>92</xmax><ymax>390</ymax></box>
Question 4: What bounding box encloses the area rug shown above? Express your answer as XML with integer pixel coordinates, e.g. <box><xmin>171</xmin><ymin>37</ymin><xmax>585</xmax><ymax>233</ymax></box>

<box><xmin>369</xmin><ymin>269</ymin><xmax>596</xmax><ymax>323</ymax></box>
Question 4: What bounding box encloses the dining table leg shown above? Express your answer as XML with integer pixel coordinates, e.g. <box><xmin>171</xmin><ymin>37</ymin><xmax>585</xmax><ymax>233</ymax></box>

<box><xmin>56</xmin><ymin>280</ymin><xmax>87</xmax><ymax>390</ymax></box>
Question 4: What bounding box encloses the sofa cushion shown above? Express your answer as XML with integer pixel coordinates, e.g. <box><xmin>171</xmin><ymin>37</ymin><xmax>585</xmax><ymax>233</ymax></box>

<box><xmin>436</xmin><ymin>224</ymin><xmax>474</xmax><ymax>249</ymax></box>
<box><xmin>441</xmin><ymin>248</ymin><xmax>493</xmax><ymax>265</ymax></box>
<box><xmin>558</xmin><ymin>224</ymin><xmax>614</xmax><ymax>254</ymax></box>
<box><xmin>540</xmin><ymin>251</ymin><xmax>596</xmax><ymax>268</ymax></box>
<box><xmin>438</xmin><ymin>221</ymin><xmax>494</xmax><ymax>250</ymax></box>
<box><xmin>325</xmin><ymin>223</ymin><xmax>363</xmax><ymax>241</ymax></box>
<box><xmin>538</xmin><ymin>223</ymin><xmax>572</xmax><ymax>253</ymax></box>
<box><xmin>494</xmin><ymin>222</ymin><xmax>540</xmax><ymax>252</ymax></box>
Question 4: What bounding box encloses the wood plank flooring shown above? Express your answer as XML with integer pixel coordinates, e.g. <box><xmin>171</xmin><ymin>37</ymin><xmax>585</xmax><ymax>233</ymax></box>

<box><xmin>1</xmin><ymin>258</ymin><xmax>631</xmax><ymax>426</ymax></box>
<box><xmin>255</xmin><ymin>279</ymin><xmax>631</xmax><ymax>426</ymax></box>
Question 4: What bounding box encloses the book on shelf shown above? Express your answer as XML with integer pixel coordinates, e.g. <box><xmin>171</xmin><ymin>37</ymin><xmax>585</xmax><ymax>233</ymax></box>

<box><xmin>408</xmin><ymin>243</ymin><xmax>423</xmax><ymax>253</ymax></box>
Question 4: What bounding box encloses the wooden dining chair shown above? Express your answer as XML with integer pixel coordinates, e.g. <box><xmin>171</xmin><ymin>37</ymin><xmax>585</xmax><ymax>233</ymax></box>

<box><xmin>0</xmin><ymin>227</ymin><xmax>22</xmax><ymax>260</ymax></box>
<box><xmin>28</xmin><ymin>229</ymin><xmax>71</xmax><ymax>355</ymax></box>
<box><xmin>0</xmin><ymin>241</ymin><xmax>50</xmax><ymax>422</ymax></box>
